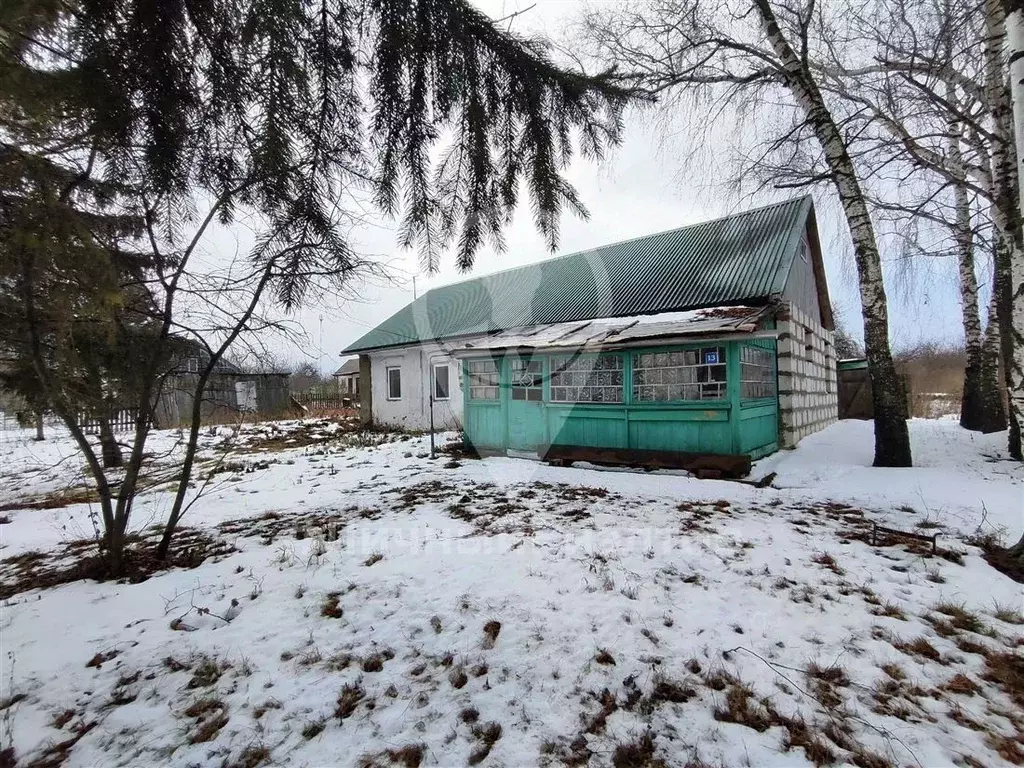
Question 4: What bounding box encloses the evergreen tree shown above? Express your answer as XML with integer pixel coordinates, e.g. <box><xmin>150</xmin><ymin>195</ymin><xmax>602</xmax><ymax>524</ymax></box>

<box><xmin>1</xmin><ymin>0</ymin><xmax>633</xmax><ymax>573</ymax></box>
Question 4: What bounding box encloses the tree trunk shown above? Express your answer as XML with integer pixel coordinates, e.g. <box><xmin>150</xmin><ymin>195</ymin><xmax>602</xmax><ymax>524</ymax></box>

<box><xmin>988</xmin><ymin>0</ymin><xmax>1024</xmax><ymax>457</ymax></box>
<box><xmin>98</xmin><ymin>417</ymin><xmax>122</xmax><ymax>468</ymax></box>
<box><xmin>751</xmin><ymin>0</ymin><xmax>911</xmax><ymax>466</ymax></box>
<box><xmin>34</xmin><ymin>411</ymin><xmax>44</xmax><ymax>441</ymax></box>
<box><xmin>952</xmin><ymin>182</ymin><xmax>987</xmax><ymax>430</ymax></box>
<box><xmin>944</xmin><ymin>45</ymin><xmax>993</xmax><ymax>432</ymax></box>
<box><xmin>979</xmin><ymin>284</ymin><xmax>1008</xmax><ymax>433</ymax></box>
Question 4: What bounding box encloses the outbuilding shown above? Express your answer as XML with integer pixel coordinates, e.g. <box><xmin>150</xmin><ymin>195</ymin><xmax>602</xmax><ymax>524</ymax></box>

<box><xmin>343</xmin><ymin>196</ymin><xmax>838</xmax><ymax>467</ymax></box>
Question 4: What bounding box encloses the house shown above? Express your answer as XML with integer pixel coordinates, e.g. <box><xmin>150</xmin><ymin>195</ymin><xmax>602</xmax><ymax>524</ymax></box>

<box><xmin>332</xmin><ymin>357</ymin><xmax>360</xmax><ymax>398</ymax></box>
<box><xmin>343</xmin><ymin>196</ymin><xmax>838</xmax><ymax>463</ymax></box>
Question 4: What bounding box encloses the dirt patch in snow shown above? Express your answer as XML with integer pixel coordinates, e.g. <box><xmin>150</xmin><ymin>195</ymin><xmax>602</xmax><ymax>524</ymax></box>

<box><xmin>0</xmin><ymin>526</ymin><xmax>234</xmax><ymax>599</ymax></box>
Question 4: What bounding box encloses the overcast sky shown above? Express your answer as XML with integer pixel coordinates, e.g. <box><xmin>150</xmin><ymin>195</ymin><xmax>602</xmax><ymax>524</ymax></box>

<box><xmin>207</xmin><ymin>0</ymin><xmax>973</xmax><ymax>374</ymax></box>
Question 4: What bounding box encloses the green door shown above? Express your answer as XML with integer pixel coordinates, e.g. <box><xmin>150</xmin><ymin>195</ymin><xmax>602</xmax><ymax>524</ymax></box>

<box><xmin>508</xmin><ymin>357</ymin><xmax>545</xmax><ymax>451</ymax></box>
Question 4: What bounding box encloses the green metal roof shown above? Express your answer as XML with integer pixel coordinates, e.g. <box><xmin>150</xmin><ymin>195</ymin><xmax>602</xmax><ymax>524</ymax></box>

<box><xmin>344</xmin><ymin>196</ymin><xmax>815</xmax><ymax>353</ymax></box>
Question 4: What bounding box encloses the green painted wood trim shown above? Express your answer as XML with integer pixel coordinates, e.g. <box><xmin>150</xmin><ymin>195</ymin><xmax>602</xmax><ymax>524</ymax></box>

<box><xmin>627</xmin><ymin>409</ymin><xmax>729</xmax><ymax>422</ymax></box>
<box><xmin>738</xmin><ymin>403</ymin><xmax>777</xmax><ymax>419</ymax></box>
<box><xmin>544</xmin><ymin>407</ymin><xmax>627</xmax><ymax>420</ymax></box>
<box><xmin>727</xmin><ymin>342</ymin><xmax>742</xmax><ymax>454</ymax></box>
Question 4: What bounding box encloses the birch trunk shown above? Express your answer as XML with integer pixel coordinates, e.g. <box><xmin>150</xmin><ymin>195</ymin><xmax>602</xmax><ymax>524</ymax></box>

<box><xmin>951</xmin><ymin>167</ymin><xmax>987</xmax><ymax>430</ymax></box>
<box><xmin>1006</xmin><ymin>1</ymin><xmax>1024</xmax><ymax>458</ymax></box>
<box><xmin>990</xmin><ymin>0</ymin><xmax>1024</xmax><ymax>458</ymax></box>
<box><xmin>980</xmin><ymin>280</ymin><xmax>1008</xmax><ymax>432</ymax></box>
<box><xmin>751</xmin><ymin>0</ymin><xmax>911</xmax><ymax>466</ymax></box>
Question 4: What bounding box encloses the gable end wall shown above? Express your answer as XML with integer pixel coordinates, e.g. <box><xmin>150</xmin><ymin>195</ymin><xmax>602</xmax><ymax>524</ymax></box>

<box><xmin>776</xmin><ymin>302</ymin><xmax>837</xmax><ymax>447</ymax></box>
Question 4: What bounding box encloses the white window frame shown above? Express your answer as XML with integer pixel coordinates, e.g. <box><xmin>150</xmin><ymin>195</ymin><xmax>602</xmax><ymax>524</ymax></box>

<box><xmin>432</xmin><ymin>363</ymin><xmax>451</xmax><ymax>401</ymax></box>
<box><xmin>386</xmin><ymin>366</ymin><xmax>402</xmax><ymax>400</ymax></box>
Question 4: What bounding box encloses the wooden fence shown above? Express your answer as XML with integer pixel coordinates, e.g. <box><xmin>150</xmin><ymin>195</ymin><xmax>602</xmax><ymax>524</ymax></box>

<box><xmin>293</xmin><ymin>392</ymin><xmax>353</xmax><ymax>412</ymax></box>
<box><xmin>78</xmin><ymin>408</ymin><xmax>138</xmax><ymax>435</ymax></box>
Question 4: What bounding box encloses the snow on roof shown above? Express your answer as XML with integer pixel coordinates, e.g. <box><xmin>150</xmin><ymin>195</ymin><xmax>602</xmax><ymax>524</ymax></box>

<box><xmin>452</xmin><ymin>305</ymin><xmax>770</xmax><ymax>355</ymax></box>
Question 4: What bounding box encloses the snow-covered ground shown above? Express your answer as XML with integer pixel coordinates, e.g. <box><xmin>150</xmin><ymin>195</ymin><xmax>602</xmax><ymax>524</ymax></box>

<box><xmin>0</xmin><ymin>418</ymin><xmax>1021</xmax><ymax>768</ymax></box>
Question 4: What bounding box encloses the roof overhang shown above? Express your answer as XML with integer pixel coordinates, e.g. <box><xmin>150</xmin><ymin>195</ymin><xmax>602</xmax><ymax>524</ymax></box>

<box><xmin>449</xmin><ymin>306</ymin><xmax>775</xmax><ymax>358</ymax></box>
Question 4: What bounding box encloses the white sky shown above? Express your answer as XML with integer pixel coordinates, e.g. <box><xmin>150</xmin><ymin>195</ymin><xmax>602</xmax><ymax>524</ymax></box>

<box><xmin>203</xmin><ymin>0</ymin><xmax>970</xmax><ymax>374</ymax></box>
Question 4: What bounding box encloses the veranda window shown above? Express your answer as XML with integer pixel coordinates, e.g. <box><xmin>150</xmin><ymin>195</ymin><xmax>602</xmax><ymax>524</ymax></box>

<box><xmin>741</xmin><ymin>346</ymin><xmax>775</xmax><ymax>399</ymax></box>
<box><xmin>632</xmin><ymin>347</ymin><xmax>726</xmax><ymax>402</ymax></box>
<box><xmin>550</xmin><ymin>355</ymin><xmax>623</xmax><ymax>403</ymax></box>
<box><xmin>467</xmin><ymin>359</ymin><xmax>499</xmax><ymax>400</ymax></box>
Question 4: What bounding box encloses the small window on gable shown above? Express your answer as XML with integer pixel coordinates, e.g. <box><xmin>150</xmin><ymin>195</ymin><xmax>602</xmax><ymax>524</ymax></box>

<box><xmin>386</xmin><ymin>366</ymin><xmax>402</xmax><ymax>400</ymax></box>
<box><xmin>433</xmin><ymin>364</ymin><xmax>450</xmax><ymax>400</ymax></box>
<box><xmin>798</xmin><ymin>235</ymin><xmax>810</xmax><ymax>264</ymax></box>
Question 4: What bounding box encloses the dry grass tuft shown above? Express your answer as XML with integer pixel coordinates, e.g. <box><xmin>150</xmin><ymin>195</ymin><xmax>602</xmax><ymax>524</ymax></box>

<box><xmin>810</xmin><ymin>552</ymin><xmax>844</xmax><ymax>575</ymax></box>
<box><xmin>184</xmin><ymin>698</ymin><xmax>229</xmax><ymax>744</ymax></box>
<box><xmin>363</xmin><ymin>552</ymin><xmax>384</xmax><ymax>567</ymax></box>
<box><xmin>611</xmin><ymin>731</ymin><xmax>665</xmax><ymax>768</ymax></box>
<box><xmin>985</xmin><ymin>734</ymin><xmax>1024</xmax><ymax>765</ymax></box>
<box><xmin>880</xmin><ymin>663</ymin><xmax>905</xmax><ymax>681</ymax></box>
<box><xmin>806</xmin><ymin>662</ymin><xmax>851</xmax><ymax>687</ymax></box>
<box><xmin>301</xmin><ymin>718</ymin><xmax>326</xmax><ymax>739</ymax></box>
<box><xmin>459</xmin><ymin>707</ymin><xmax>479</xmax><ymax>724</ymax></box>
<box><xmin>649</xmin><ymin>676</ymin><xmax>697</xmax><ymax>705</ymax></box>
<box><xmin>982</xmin><ymin>651</ymin><xmax>1024</xmax><ymax>707</ymax></box>
<box><xmin>584</xmin><ymin>688</ymin><xmax>618</xmax><ymax>734</ymax></box>
<box><xmin>713</xmin><ymin>684</ymin><xmax>772</xmax><ymax>732</ymax></box>
<box><xmin>594</xmin><ymin>648</ymin><xmax>616</xmax><ymax>666</ymax></box>
<box><xmin>335</xmin><ymin>684</ymin><xmax>365</xmax><ymax>720</ymax></box>
<box><xmin>992</xmin><ymin>603</ymin><xmax>1024</xmax><ymax>625</ymax></box>
<box><xmin>779</xmin><ymin>714</ymin><xmax>836</xmax><ymax>766</ymax></box>
<box><xmin>228</xmin><ymin>745</ymin><xmax>270</xmax><ymax>768</ymax></box>
<box><xmin>942</xmin><ymin>673</ymin><xmax>980</xmax><ymax>696</ymax></box>
<box><xmin>934</xmin><ymin>603</ymin><xmax>988</xmax><ymax>634</ymax></box>
<box><xmin>894</xmin><ymin>636</ymin><xmax>942</xmax><ymax>662</ymax></box>
<box><xmin>357</xmin><ymin>744</ymin><xmax>426</xmax><ymax>768</ymax></box>
<box><xmin>449</xmin><ymin>667</ymin><xmax>469</xmax><ymax>689</ymax></box>
<box><xmin>320</xmin><ymin>592</ymin><xmax>343</xmax><ymax>619</ymax></box>
<box><xmin>187</xmin><ymin>656</ymin><xmax>225</xmax><ymax>689</ymax></box>
<box><xmin>872</xmin><ymin>601</ymin><xmax>907</xmax><ymax>620</ymax></box>
<box><xmin>468</xmin><ymin>721</ymin><xmax>502</xmax><ymax>765</ymax></box>
<box><xmin>482</xmin><ymin>620</ymin><xmax>501</xmax><ymax>649</ymax></box>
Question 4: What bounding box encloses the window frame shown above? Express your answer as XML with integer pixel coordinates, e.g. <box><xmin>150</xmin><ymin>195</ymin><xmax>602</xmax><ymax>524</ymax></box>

<box><xmin>739</xmin><ymin>344</ymin><xmax>776</xmax><ymax>401</ymax></box>
<box><xmin>466</xmin><ymin>358</ymin><xmax>500</xmax><ymax>402</ymax></box>
<box><xmin>549</xmin><ymin>352</ymin><xmax>625</xmax><ymax>405</ymax></box>
<box><xmin>386</xmin><ymin>366</ymin><xmax>402</xmax><ymax>400</ymax></box>
<box><xmin>631</xmin><ymin>346</ymin><xmax>728</xmax><ymax>404</ymax></box>
<box><xmin>509</xmin><ymin>357</ymin><xmax>544</xmax><ymax>402</ymax></box>
<box><xmin>432</xmin><ymin>363</ymin><xmax>451</xmax><ymax>401</ymax></box>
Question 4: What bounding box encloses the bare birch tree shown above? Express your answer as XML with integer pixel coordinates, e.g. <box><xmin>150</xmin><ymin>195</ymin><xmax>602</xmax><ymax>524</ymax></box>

<box><xmin>811</xmin><ymin>0</ymin><xmax>1021</xmax><ymax>449</ymax></box>
<box><xmin>577</xmin><ymin>0</ymin><xmax>913</xmax><ymax>466</ymax></box>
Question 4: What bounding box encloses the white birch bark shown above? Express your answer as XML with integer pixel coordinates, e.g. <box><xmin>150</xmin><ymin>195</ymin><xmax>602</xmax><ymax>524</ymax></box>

<box><xmin>749</xmin><ymin>0</ymin><xmax>911</xmax><ymax>466</ymax></box>
<box><xmin>986</xmin><ymin>0</ymin><xmax>1024</xmax><ymax>457</ymax></box>
<box><xmin>1006</xmin><ymin>3</ymin><xmax>1024</xmax><ymax>459</ymax></box>
<box><xmin>949</xmin><ymin>110</ymin><xmax>986</xmax><ymax>429</ymax></box>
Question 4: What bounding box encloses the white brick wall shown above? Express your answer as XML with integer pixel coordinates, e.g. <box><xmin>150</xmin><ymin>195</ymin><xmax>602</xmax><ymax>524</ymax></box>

<box><xmin>776</xmin><ymin>302</ymin><xmax>837</xmax><ymax>447</ymax></box>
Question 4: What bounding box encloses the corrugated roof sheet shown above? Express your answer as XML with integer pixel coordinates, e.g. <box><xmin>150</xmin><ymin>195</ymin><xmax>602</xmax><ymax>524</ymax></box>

<box><xmin>344</xmin><ymin>196</ymin><xmax>813</xmax><ymax>353</ymax></box>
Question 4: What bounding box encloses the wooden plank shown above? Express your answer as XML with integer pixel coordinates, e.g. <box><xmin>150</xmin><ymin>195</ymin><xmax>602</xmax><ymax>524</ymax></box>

<box><xmin>870</xmin><ymin>523</ymin><xmax>938</xmax><ymax>554</ymax></box>
<box><xmin>542</xmin><ymin>444</ymin><xmax>751</xmax><ymax>479</ymax></box>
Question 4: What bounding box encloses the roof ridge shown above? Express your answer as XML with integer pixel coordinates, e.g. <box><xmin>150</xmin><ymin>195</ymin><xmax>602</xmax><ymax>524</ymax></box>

<box><xmin>419</xmin><ymin>194</ymin><xmax>813</xmax><ymax>298</ymax></box>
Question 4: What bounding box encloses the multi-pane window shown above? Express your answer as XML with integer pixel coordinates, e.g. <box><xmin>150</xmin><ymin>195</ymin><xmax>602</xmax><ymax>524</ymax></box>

<box><xmin>467</xmin><ymin>359</ymin><xmax>499</xmax><ymax>401</ymax></box>
<box><xmin>633</xmin><ymin>347</ymin><xmax>726</xmax><ymax>402</ymax></box>
<box><xmin>510</xmin><ymin>358</ymin><xmax>543</xmax><ymax>401</ymax></box>
<box><xmin>741</xmin><ymin>346</ymin><xmax>775</xmax><ymax>399</ymax></box>
<box><xmin>550</xmin><ymin>355</ymin><xmax>624</xmax><ymax>403</ymax></box>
